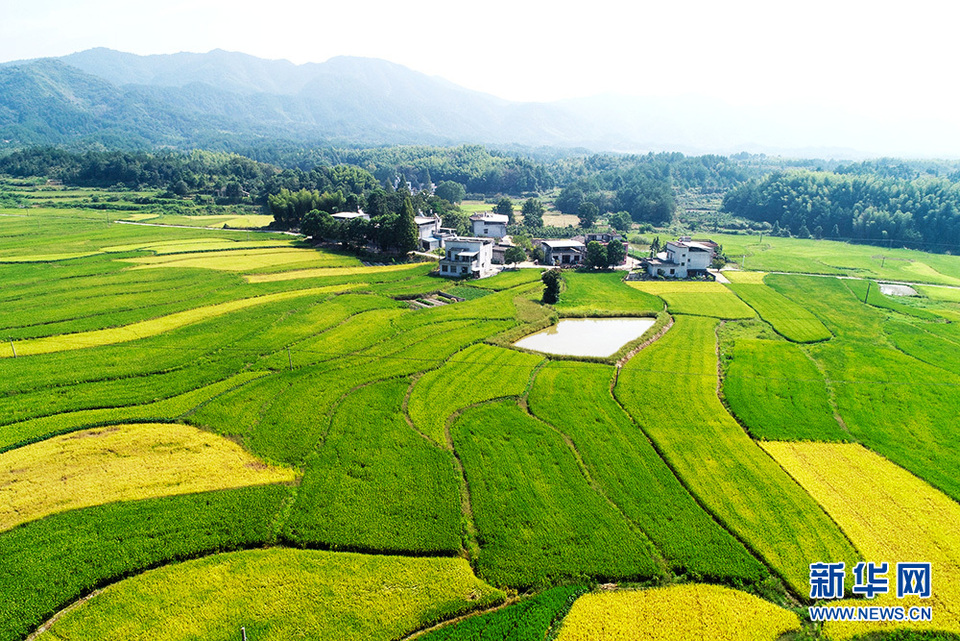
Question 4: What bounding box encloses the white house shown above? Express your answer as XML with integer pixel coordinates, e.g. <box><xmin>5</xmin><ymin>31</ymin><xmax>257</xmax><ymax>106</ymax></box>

<box><xmin>642</xmin><ymin>236</ymin><xmax>714</xmax><ymax>278</ymax></box>
<box><xmin>470</xmin><ymin>212</ymin><xmax>509</xmax><ymax>238</ymax></box>
<box><xmin>331</xmin><ymin>210</ymin><xmax>371</xmax><ymax>222</ymax></box>
<box><xmin>439</xmin><ymin>237</ymin><xmax>496</xmax><ymax>278</ymax></box>
<box><xmin>541</xmin><ymin>239</ymin><xmax>586</xmax><ymax>266</ymax></box>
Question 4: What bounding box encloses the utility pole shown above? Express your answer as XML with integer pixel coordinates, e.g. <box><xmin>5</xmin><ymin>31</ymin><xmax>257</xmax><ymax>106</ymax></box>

<box><xmin>9</xmin><ymin>340</ymin><xmax>15</xmax><ymax>358</ymax></box>
<box><xmin>864</xmin><ymin>280</ymin><xmax>872</xmax><ymax>303</ymax></box>
<box><xmin>880</xmin><ymin>256</ymin><xmax>886</xmax><ymax>268</ymax></box>
<box><xmin>241</xmin><ymin>627</ymin><xmax>247</xmax><ymax>641</ymax></box>
<box><xmin>287</xmin><ymin>347</ymin><xmax>293</xmax><ymax>371</ymax></box>
<box><xmin>742</xmin><ymin>254</ymin><xmax>746</xmax><ymax>268</ymax></box>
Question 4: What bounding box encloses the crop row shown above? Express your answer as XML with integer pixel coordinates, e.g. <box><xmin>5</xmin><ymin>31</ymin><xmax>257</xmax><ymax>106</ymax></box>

<box><xmin>282</xmin><ymin>379</ymin><xmax>463</xmax><ymax>555</ymax></box>
<box><xmin>556</xmin><ymin>271</ymin><xmax>662</xmax><ymax>317</ymax></box>
<box><xmin>720</xmin><ymin>336</ymin><xmax>847</xmax><ymax>442</ymax></box>
<box><xmin>0</xmin><ymin>371</ymin><xmax>265</xmax><ymax>452</ymax></box>
<box><xmin>726</xmin><ymin>280</ymin><xmax>832</xmax><ymax>342</ymax></box>
<box><xmin>762</xmin><ymin>441</ymin><xmax>960</xmax><ymax>639</ymax></box>
<box><xmin>527</xmin><ymin>361</ymin><xmax>766</xmax><ymax>584</ymax></box>
<box><xmin>37</xmin><ymin>548</ymin><xmax>505</xmax><ymax>641</ymax></box>
<box><xmin>627</xmin><ymin>281</ymin><xmax>755</xmax><ymax>319</ymax></box>
<box><xmin>6</xmin><ymin>285</ymin><xmax>354</xmax><ymax>357</ymax></box>
<box><xmin>0</xmin><ymin>485</ymin><xmax>289</xmax><ymax>641</ymax></box>
<box><xmin>453</xmin><ymin>401</ymin><xmax>662</xmax><ymax>589</ymax></box>
<box><xmin>408</xmin><ymin>343</ymin><xmax>545</xmax><ymax>446</ymax></box>
<box><xmin>420</xmin><ymin>585</ymin><xmax>588</xmax><ymax>641</ymax></box>
<box><xmin>615</xmin><ymin>315</ymin><xmax>860</xmax><ymax>595</ymax></box>
<box><xmin>0</xmin><ymin>422</ymin><xmax>294</xmax><ymax>533</ymax></box>
<box><xmin>556</xmin><ymin>584</ymin><xmax>800</xmax><ymax>640</ymax></box>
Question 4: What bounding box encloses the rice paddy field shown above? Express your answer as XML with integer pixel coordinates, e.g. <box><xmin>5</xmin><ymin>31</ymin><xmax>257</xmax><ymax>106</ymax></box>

<box><xmin>2</xmin><ymin>191</ymin><xmax>960</xmax><ymax>640</ymax></box>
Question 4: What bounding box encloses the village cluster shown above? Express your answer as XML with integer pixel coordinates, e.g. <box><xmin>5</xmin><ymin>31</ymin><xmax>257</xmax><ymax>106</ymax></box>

<box><xmin>342</xmin><ymin>208</ymin><xmax>718</xmax><ymax>280</ymax></box>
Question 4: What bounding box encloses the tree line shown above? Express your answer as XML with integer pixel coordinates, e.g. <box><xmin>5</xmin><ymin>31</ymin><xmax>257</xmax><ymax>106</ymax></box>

<box><xmin>721</xmin><ymin>170</ymin><xmax>960</xmax><ymax>251</ymax></box>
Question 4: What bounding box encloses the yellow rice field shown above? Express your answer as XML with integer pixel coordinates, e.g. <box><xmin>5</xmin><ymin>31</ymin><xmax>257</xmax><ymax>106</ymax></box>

<box><xmin>245</xmin><ymin>263</ymin><xmax>430</xmax><ymax>283</ymax></box>
<box><xmin>120</xmin><ymin>247</ymin><xmax>363</xmax><ymax>271</ymax></box>
<box><xmin>103</xmin><ymin>238</ymin><xmax>293</xmax><ymax>254</ymax></box>
<box><xmin>556</xmin><ymin>585</ymin><xmax>801</xmax><ymax>640</ymax></box>
<box><xmin>722</xmin><ymin>270</ymin><xmax>768</xmax><ymax>284</ymax></box>
<box><xmin>3</xmin><ymin>285</ymin><xmax>355</xmax><ymax>357</ymax></box>
<box><xmin>0</xmin><ymin>252</ymin><xmax>99</xmax><ymax>262</ymax></box>
<box><xmin>627</xmin><ymin>280</ymin><xmax>731</xmax><ymax>295</ymax></box>
<box><xmin>0</xmin><ymin>423</ymin><xmax>295</xmax><ymax>532</ymax></box>
<box><xmin>762</xmin><ymin>442</ymin><xmax>960</xmax><ymax>639</ymax></box>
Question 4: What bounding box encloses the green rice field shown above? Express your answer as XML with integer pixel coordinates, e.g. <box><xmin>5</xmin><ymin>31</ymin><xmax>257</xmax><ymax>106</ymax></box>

<box><xmin>2</xmin><ymin>194</ymin><xmax>960</xmax><ymax>640</ymax></box>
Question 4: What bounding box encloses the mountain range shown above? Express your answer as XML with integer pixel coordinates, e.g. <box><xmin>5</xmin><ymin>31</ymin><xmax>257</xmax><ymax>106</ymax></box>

<box><xmin>1</xmin><ymin>48</ymin><xmax>958</xmax><ymax>158</ymax></box>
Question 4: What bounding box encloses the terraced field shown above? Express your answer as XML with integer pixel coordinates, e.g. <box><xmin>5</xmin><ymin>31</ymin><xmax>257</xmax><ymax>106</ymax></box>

<box><xmin>615</xmin><ymin>315</ymin><xmax>860</xmax><ymax>594</ymax></box>
<box><xmin>626</xmin><ymin>280</ymin><xmax>755</xmax><ymax>319</ymax></box>
<box><xmin>763</xmin><ymin>442</ymin><xmax>960</xmax><ymax>639</ymax></box>
<box><xmin>37</xmin><ymin>549</ymin><xmax>504</xmax><ymax>641</ymax></box>
<box><xmin>3</xmin><ymin>198</ymin><xmax>959</xmax><ymax>640</ymax></box>
<box><xmin>557</xmin><ymin>585</ymin><xmax>801</xmax><ymax>640</ymax></box>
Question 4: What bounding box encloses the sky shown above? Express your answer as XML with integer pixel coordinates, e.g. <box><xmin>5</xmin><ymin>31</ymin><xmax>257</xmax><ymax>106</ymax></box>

<box><xmin>3</xmin><ymin>0</ymin><xmax>960</xmax><ymax>153</ymax></box>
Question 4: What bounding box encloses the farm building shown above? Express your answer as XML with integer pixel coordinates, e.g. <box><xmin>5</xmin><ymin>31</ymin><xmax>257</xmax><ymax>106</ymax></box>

<box><xmin>438</xmin><ymin>236</ymin><xmax>496</xmax><ymax>278</ymax></box>
<box><xmin>541</xmin><ymin>239</ymin><xmax>586</xmax><ymax>266</ymax></box>
<box><xmin>641</xmin><ymin>236</ymin><xmax>714</xmax><ymax>278</ymax></box>
<box><xmin>415</xmin><ymin>214</ymin><xmax>457</xmax><ymax>250</ymax></box>
<box><xmin>331</xmin><ymin>210</ymin><xmax>371</xmax><ymax>221</ymax></box>
<box><xmin>470</xmin><ymin>212</ymin><xmax>509</xmax><ymax>238</ymax></box>
<box><xmin>579</xmin><ymin>232</ymin><xmax>625</xmax><ymax>244</ymax></box>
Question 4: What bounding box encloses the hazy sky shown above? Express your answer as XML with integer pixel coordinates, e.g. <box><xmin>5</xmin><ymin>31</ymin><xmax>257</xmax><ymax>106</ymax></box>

<box><xmin>3</xmin><ymin>0</ymin><xmax>959</xmax><ymax>125</ymax></box>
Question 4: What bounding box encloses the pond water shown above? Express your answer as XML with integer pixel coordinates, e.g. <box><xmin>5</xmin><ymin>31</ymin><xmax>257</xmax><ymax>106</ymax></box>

<box><xmin>514</xmin><ymin>317</ymin><xmax>656</xmax><ymax>357</ymax></box>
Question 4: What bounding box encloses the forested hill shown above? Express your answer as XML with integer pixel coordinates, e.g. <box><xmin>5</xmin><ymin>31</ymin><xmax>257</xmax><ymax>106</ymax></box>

<box><xmin>0</xmin><ymin>52</ymin><xmax>594</xmax><ymax>151</ymax></box>
<box><xmin>722</xmin><ymin>169</ymin><xmax>960</xmax><ymax>251</ymax></box>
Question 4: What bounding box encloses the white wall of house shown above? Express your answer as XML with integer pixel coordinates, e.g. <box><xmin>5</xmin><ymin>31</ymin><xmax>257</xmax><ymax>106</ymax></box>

<box><xmin>438</xmin><ymin>237</ymin><xmax>495</xmax><ymax>278</ymax></box>
<box><xmin>470</xmin><ymin>213</ymin><xmax>508</xmax><ymax>238</ymax></box>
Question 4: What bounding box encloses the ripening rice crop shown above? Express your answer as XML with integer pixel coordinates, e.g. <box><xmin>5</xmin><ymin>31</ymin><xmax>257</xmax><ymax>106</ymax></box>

<box><xmin>36</xmin><ymin>548</ymin><xmax>505</xmax><ymax>641</ymax></box>
<box><xmin>244</xmin><ymin>262</ymin><xmax>431</xmax><ymax>282</ymax></box>
<box><xmin>556</xmin><ymin>584</ymin><xmax>801</xmax><ymax>640</ymax></box>
<box><xmin>4</xmin><ymin>285</ymin><xmax>354</xmax><ymax>357</ymax></box>
<box><xmin>626</xmin><ymin>281</ymin><xmax>755</xmax><ymax>319</ymax></box>
<box><xmin>121</xmin><ymin>247</ymin><xmax>362</xmax><ymax>271</ymax></box>
<box><xmin>722</xmin><ymin>270</ymin><xmax>768</xmax><ymax>284</ymax></box>
<box><xmin>0</xmin><ymin>422</ymin><xmax>295</xmax><ymax>531</ymax></box>
<box><xmin>615</xmin><ymin>315</ymin><xmax>859</xmax><ymax>594</ymax></box>
<box><xmin>761</xmin><ymin>441</ymin><xmax>960</xmax><ymax>639</ymax></box>
<box><xmin>528</xmin><ymin>361</ymin><xmax>766</xmax><ymax>584</ymax></box>
<box><xmin>0</xmin><ymin>485</ymin><xmax>287</xmax><ymax>641</ymax></box>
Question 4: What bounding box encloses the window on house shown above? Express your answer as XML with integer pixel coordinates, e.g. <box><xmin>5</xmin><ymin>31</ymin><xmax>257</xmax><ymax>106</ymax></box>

<box><xmin>670</xmin><ymin>268</ymin><xmax>675</xmax><ymax>274</ymax></box>
<box><xmin>441</xmin><ymin>264</ymin><xmax>447</xmax><ymax>272</ymax></box>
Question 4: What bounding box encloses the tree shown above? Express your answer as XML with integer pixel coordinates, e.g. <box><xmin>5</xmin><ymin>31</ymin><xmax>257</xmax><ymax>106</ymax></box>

<box><xmin>435</xmin><ymin>180</ymin><xmax>466</xmax><ymax>204</ymax></box>
<box><xmin>578</xmin><ymin>202</ymin><xmax>599</xmax><ymax>228</ymax></box>
<box><xmin>504</xmin><ymin>246</ymin><xmax>526</xmax><ymax>266</ymax></box>
<box><xmin>609</xmin><ymin>211</ymin><xmax>632</xmax><ymax>233</ymax></box>
<box><xmin>522</xmin><ymin>198</ymin><xmax>544</xmax><ymax>228</ymax></box>
<box><xmin>585</xmin><ymin>241</ymin><xmax>608</xmax><ymax>268</ymax></box>
<box><xmin>494</xmin><ymin>197</ymin><xmax>514</xmax><ymax>223</ymax></box>
<box><xmin>606</xmin><ymin>239</ymin><xmax>626</xmax><ymax>266</ymax></box>
<box><xmin>542</xmin><ymin>269</ymin><xmax>561</xmax><ymax>304</ymax></box>
<box><xmin>393</xmin><ymin>197</ymin><xmax>420</xmax><ymax>254</ymax></box>
<box><xmin>649</xmin><ymin>236</ymin><xmax>662</xmax><ymax>257</ymax></box>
